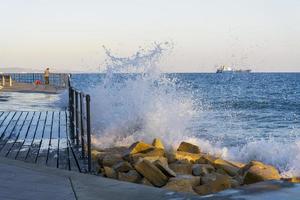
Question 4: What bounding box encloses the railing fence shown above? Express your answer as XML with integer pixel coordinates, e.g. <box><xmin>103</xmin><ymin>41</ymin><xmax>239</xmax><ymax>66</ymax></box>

<box><xmin>4</xmin><ymin>73</ymin><xmax>68</xmax><ymax>87</ymax></box>
<box><xmin>68</xmin><ymin>75</ymin><xmax>92</xmax><ymax>172</ymax></box>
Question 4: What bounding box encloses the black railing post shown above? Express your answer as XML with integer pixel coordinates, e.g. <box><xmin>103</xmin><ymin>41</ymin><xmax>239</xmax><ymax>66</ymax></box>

<box><xmin>80</xmin><ymin>93</ymin><xmax>85</xmax><ymax>159</ymax></box>
<box><xmin>75</xmin><ymin>91</ymin><xmax>80</xmax><ymax>146</ymax></box>
<box><xmin>86</xmin><ymin>95</ymin><xmax>92</xmax><ymax>173</ymax></box>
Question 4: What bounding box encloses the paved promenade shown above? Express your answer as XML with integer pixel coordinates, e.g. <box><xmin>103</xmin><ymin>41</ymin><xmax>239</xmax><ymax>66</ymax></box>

<box><xmin>0</xmin><ymin>157</ymin><xmax>199</xmax><ymax>200</ymax></box>
<box><xmin>1</xmin><ymin>157</ymin><xmax>300</xmax><ymax>200</ymax></box>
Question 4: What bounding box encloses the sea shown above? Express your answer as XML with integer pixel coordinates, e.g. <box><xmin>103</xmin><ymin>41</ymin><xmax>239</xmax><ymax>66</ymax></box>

<box><xmin>0</xmin><ymin>43</ymin><xmax>300</xmax><ymax>176</ymax></box>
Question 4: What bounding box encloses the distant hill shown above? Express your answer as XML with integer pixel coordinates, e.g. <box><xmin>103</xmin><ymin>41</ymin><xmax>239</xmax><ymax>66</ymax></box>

<box><xmin>0</xmin><ymin>67</ymin><xmax>88</xmax><ymax>73</ymax></box>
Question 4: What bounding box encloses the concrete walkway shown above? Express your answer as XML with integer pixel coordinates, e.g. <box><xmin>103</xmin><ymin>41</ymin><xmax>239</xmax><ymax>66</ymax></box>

<box><xmin>0</xmin><ymin>157</ymin><xmax>199</xmax><ymax>200</ymax></box>
<box><xmin>1</xmin><ymin>157</ymin><xmax>300</xmax><ymax>200</ymax></box>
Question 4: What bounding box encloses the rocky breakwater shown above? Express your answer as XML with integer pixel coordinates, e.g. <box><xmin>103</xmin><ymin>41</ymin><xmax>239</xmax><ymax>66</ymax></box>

<box><xmin>92</xmin><ymin>139</ymin><xmax>293</xmax><ymax>196</ymax></box>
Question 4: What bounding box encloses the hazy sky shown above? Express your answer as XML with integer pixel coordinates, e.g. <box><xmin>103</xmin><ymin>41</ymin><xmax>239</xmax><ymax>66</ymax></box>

<box><xmin>1</xmin><ymin>0</ymin><xmax>300</xmax><ymax>72</ymax></box>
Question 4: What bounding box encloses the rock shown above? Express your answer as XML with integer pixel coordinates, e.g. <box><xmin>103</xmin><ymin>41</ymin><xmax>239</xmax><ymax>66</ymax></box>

<box><xmin>242</xmin><ymin>161</ymin><xmax>281</xmax><ymax>184</ymax></box>
<box><xmin>103</xmin><ymin>166</ymin><xmax>118</xmax><ymax>179</ymax></box>
<box><xmin>231</xmin><ymin>161</ymin><xmax>246</xmax><ymax>168</ymax></box>
<box><xmin>163</xmin><ymin>175</ymin><xmax>200</xmax><ymax>194</ymax></box>
<box><xmin>141</xmin><ymin>178</ymin><xmax>153</xmax><ymax>186</ymax></box>
<box><xmin>129</xmin><ymin>149</ymin><xmax>165</xmax><ymax>163</ymax></box>
<box><xmin>128</xmin><ymin>141</ymin><xmax>154</xmax><ymax>154</ymax></box>
<box><xmin>169</xmin><ymin>163</ymin><xmax>193</xmax><ymax>174</ymax></box>
<box><xmin>282</xmin><ymin>177</ymin><xmax>300</xmax><ymax>183</ymax></box>
<box><xmin>113</xmin><ymin>161</ymin><xmax>133</xmax><ymax>172</ymax></box>
<box><xmin>177</xmin><ymin>142</ymin><xmax>200</xmax><ymax>154</ymax></box>
<box><xmin>171</xmin><ymin>151</ymin><xmax>202</xmax><ymax>163</ymax></box>
<box><xmin>216</xmin><ymin>168</ymin><xmax>228</xmax><ymax>175</ymax></box>
<box><xmin>118</xmin><ymin>170</ymin><xmax>142</xmax><ymax>183</ymax></box>
<box><xmin>193</xmin><ymin>173</ymin><xmax>231</xmax><ymax>195</ymax></box>
<box><xmin>154</xmin><ymin>160</ymin><xmax>176</xmax><ymax>177</ymax></box>
<box><xmin>229</xmin><ymin>178</ymin><xmax>240</xmax><ymax>188</ymax></box>
<box><xmin>202</xmin><ymin>154</ymin><xmax>218</xmax><ymax>164</ymax></box>
<box><xmin>134</xmin><ymin>159</ymin><xmax>169</xmax><ymax>187</ymax></box>
<box><xmin>152</xmin><ymin>138</ymin><xmax>164</xmax><ymax>149</ymax></box>
<box><xmin>102</xmin><ymin>154</ymin><xmax>123</xmax><ymax>167</ymax></box>
<box><xmin>213</xmin><ymin>159</ymin><xmax>239</xmax><ymax>176</ymax></box>
<box><xmin>195</xmin><ymin>156</ymin><xmax>208</xmax><ymax>164</ymax></box>
<box><xmin>192</xmin><ymin>164</ymin><xmax>215</xmax><ymax>176</ymax></box>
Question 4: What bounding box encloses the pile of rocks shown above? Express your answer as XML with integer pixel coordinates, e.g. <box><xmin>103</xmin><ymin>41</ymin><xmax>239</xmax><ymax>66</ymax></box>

<box><xmin>92</xmin><ymin>139</ymin><xmax>286</xmax><ymax>195</ymax></box>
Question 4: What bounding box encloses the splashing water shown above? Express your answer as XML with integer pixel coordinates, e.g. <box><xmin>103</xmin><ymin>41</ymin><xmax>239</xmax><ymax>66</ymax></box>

<box><xmin>89</xmin><ymin>42</ymin><xmax>204</xmax><ymax>149</ymax></box>
<box><xmin>86</xmin><ymin>43</ymin><xmax>300</xmax><ymax>177</ymax></box>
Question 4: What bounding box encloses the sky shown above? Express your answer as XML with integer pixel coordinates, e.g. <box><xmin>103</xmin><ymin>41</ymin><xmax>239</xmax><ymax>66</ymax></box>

<box><xmin>0</xmin><ymin>0</ymin><xmax>300</xmax><ymax>72</ymax></box>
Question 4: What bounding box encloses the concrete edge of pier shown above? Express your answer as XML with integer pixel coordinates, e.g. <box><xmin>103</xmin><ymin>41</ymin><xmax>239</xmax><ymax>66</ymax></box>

<box><xmin>0</xmin><ymin>157</ymin><xmax>201</xmax><ymax>200</ymax></box>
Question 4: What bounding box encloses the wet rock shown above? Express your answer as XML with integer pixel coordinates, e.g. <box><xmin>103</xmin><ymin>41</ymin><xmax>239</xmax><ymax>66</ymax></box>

<box><xmin>229</xmin><ymin>178</ymin><xmax>241</xmax><ymax>188</ymax></box>
<box><xmin>177</xmin><ymin>142</ymin><xmax>200</xmax><ymax>154</ymax></box>
<box><xmin>154</xmin><ymin>160</ymin><xmax>176</xmax><ymax>177</ymax></box>
<box><xmin>170</xmin><ymin>151</ymin><xmax>202</xmax><ymax>163</ymax></box>
<box><xmin>202</xmin><ymin>154</ymin><xmax>218</xmax><ymax>164</ymax></box>
<box><xmin>216</xmin><ymin>168</ymin><xmax>228</xmax><ymax>176</ymax></box>
<box><xmin>169</xmin><ymin>163</ymin><xmax>193</xmax><ymax>174</ymax></box>
<box><xmin>163</xmin><ymin>175</ymin><xmax>200</xmax><ymax>194</ymax></box>
<box><xmin>134</xmin><ymin>159</ymin><xmax>168</xmax><ymax>187</ymax></box>
<box><xmin>129</xmin><ymin>151</ymin><xmax>166</xmax><ymax>164</ymax></box>
<box><xmin>128</xmin><ymin>141</ymin><xmax>154</xmax><ymax>154</ymax></box>
<box><xmin>102</xmin><ymin>154</ymin><xmax>123</xmax><ymax>167</ymax></box>
<box><xmin>282</xmin><ymin>177</ymin><xmax>300</xmax><ymax>183</ymax></box>
<box><xmin>113</xmin><ymin>161</ymin><xmax>133</xmax><ymax>172</ymax></box>
<box><xmin>152</xmin><ymin>138</ymin><xmax>164</xmax><ymax>149</ymax></box>
<box><xmin>194</xmin><ymin>173</ymin><xmax>231</xmax><ymax>195</ymax></box>
<box><xmin>118</xmin><ymin>170</ymin><xmax>142</xmax><ymax>183</ymax></box>
<box><xmin>213</xmin><ymin>158</ymin><xmax>239</xmax><ymax>176</ymax></box>
<box><xmin>192</xmin><ymin>164</ymin><xmax>215</xmax><ymax>176</ymax></box>
<box><xmin>103</xmin><ymin>166</ymin><xmax>118</xmax><ymax>179</ymax></box>
<box><xmin>242</xmin><ymin>161</ymin><xmax>281</xmax><ymax>184</ymax></box>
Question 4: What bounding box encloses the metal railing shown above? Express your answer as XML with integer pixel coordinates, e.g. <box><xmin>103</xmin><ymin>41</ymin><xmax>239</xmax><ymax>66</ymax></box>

<box><xmin>68</xmin><ymin>75</ymin><xmax>92</xmax><ymax>172</ymax></box>
<box><xmin>6</xmin><ymin>73</ymin><xmax>68</xmax><ymax>87</ymax></box>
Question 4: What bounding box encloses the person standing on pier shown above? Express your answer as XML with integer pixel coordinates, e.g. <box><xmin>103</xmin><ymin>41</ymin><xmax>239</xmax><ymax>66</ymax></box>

<box><xmin>44</xmin><ymin>68</ymin><xmax>50</xmax><ymax>85</ymax></box>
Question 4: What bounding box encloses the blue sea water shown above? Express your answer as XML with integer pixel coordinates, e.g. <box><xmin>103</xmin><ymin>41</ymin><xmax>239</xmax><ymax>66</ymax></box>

<box><xmin>71</xmin><ymin>73</ymin><xmax>300</xmax><ymax>146</ymax></box>
<box><xmin>71</xmin><ymin>72</ymin><xmax>300</xmax><ymax>175</ymax></box>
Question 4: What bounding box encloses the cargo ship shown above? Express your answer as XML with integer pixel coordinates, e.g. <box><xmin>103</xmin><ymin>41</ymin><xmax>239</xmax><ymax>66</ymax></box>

<box><xmin>216</xmin><ymin>65</ymin><xmax>251</xmax><ymax>73</ymax></box>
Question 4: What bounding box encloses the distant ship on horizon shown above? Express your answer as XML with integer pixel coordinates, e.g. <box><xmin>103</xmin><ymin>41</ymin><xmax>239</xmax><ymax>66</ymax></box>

<box><xmin>216</xmin><ymin>65</ymin><xmax>251</xmax><ymax>73</ymax></box>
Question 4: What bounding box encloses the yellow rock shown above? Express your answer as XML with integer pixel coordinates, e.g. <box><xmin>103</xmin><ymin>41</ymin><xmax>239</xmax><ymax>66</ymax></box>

<box><xmin>154</xmin><ymin>160</ymin><xmax>176</xmax><ymax>177</ymax></box>
<box><xmin>213</xmin><ymin>158</ymin><xmax>239</xmax><ymax>176</ymax></box>
<box><xmin>172</xmin><ymin>151</ymin><xmax>202</xmax><ymax>163</ymax></box>
<box><xmin>242</xmin><ymin>161</ymin><xmax>281</xmax><ymax>184</ymax></box>
<box><xmin>102</xmin><ymin>154</ymin><xmax>123</xmax><ymax>167</ymax></box>
<box><xmin>282</xmin><ymin>177</ymin><xmax>300</xmax><ymax>183</ymax></box>
<box><xmin>118</xmin><ymin>170</ymin><xmax>142</xmax><ymax>183</ymax></box>
<box><xmin>128</xmin><ymin>141</ymin><xmax>154</xmax><ymax>154</ymax></box>
<box><xmin>169</xmin><ymin>163</ymin><xmax>193</xmax><ymax>174</ymax></box>
<box><xmin>193</xmin><ymin>173</ymin><xmax>231</xmax><ymax>195</ymax></box>
<box><xmin>177</xmin><ymin>142</ymin><xmax>200</xmax><ymax>154</ymax></box>
<box><xmin>103</xmin><ymin>166</ymin><xmax>118</xmax><ymax>179</ymax></box>
<box><xmin>134</xmin><ymin>159</ymin><xmax>169</xmax><ymax>187</ymax></box>
<box><xmin>113</xmin><ymin>161</ymin><xmax>133</xmax><ymax>172</ymax></box>
<box><xmin>152</xmin><ymin>138</ymin><xmax>164</xmax><ymax>149</ymax></box>
<box><xmin>192</xmin><ymin>164</ymin><xmax>215</xmax><ymax>176</ymax></box>
<box><xmin>163</xmin><ymin>175</ymin><xmax>200</xmax><ymax>194</ymax></box>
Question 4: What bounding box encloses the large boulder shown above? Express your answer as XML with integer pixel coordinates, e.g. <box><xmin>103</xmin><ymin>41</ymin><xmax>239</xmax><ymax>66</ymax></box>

<box><xmin>134</xmin><ymin>159</ymin><xmax>169</xmax><ymax>187</ymax></box>
<box><xmin>177</xmin><ymin>142</ymin><xmax>200</xmax><ymax>154</ymax></box>
<box><xmin>169</xmin><ymin>163</ymin><xmax>193</xmax><ymax>174</ymax></box>
<box><xmin>192</xmin><ymin>164</ymin><xmax>215</xmax><ymax>176</ymax></box>
<box><xmin>193</xmin><ymin>173</ymin><xmax>231</xmax><ymax>195</ymax></box>
<box><xmin>168</xmin><ymin>151</ymin><xmax>202</xmax><ymax>163</ymax></box>
<box><xmin>102</xmin><ymin>154</ymin><xmax>123</xmax><ymax>167</ymax></box>
<box><xmin>213</xmin><ymin>158</ymin><xmax>240</xmax><ymax>176</ymax></box>
<box><xmin>152</xmin><ymin>138</ymin><xmax>164</xmax><ymax>149</ymax></box>
<box><xmin>118</xmin><ymin>170</ymin><xmax>142</xmax><ymax>183</ymax></box>
<box><xmin>154</xmin><ymin>160</ymin><xmax>176</xmax><ymax>177</ymax></box>
<box><xmin>163</xmin><ymin>175</ymin><xmax>200</xmax><ymax>194</ymax></box>
<box><xmin>103</xmin><ymin>166</ymin><xmax>118</xmax><ymax>179</ymax></box>
<box><xmin>129</xmin><ymin>149</ymin><xmax>166</xmax><ymax>163</ymax></box>
<box><xmin>241</xmin><ymin>161</ymin><xmax>281</xmax><ymax>184</ymax></box>
<box><xmin>113</xmin><ymin>161</ymin><xmax>133</xmax><ymax>172</ymax></box>
<box><xmin>129</xmin><ymin>141</ymin><xmax>154</xmax><ymax>154</ymax></box>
